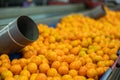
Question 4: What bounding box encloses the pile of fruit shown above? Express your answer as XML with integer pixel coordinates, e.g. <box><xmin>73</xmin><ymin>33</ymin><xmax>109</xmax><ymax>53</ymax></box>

<box><xmin>0</xmin><ymin>8</ymin><xmax>120</xmax><ymax>80</ymax></box>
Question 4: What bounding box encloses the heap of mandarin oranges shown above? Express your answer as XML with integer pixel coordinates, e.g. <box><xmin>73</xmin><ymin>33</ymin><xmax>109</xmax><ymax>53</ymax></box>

<box><xmin>1</xmin><ymin>7</ymin><xmax>120</xmax><ymax>80</ymax></box>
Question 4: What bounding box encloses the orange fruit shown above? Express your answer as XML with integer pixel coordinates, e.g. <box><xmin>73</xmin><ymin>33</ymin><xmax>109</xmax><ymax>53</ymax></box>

<box><xmin>51</xmin><ymin>61</ymin><xmax>61</xmax><ymax>69</ymax></box>
<box><xmin>19</xmin><ymin>9</ymin><xmax>120</xmax><ymax>80</ymax></box>
<box><xmin>47</xmin><ymin>77</ymin><xmax>53</xmax><ymax>80</ymax></box>
<box><xmin>61</xmin><ymin>62</ymin><xmax>69</xmax><ymax>67</ymax></box>
<box><xmin>85</xmin><ymin>57</ymin><xmax>93</xmax><ymax>63</ymax></box>
<box><xmin>69</xmin><ymin>60</ymin><xmax>82</xmax><ymax>70</ymax></box>
<box><xmin>78</xmin><ymin>50</ymin><xmax>87</xmax><ymax>57</ymax></box>
<box><xmin>103</xmin><ymin>47</ymin><xmax>110</xmax><ymax>54</ymax></box>
<box><xmin>64</xmin><ymin>54</ymin><xmax>75</xmax><ymax>64</ymax></box>
<box><xmin>73</xmin><ymin>75</ymin><xmax>86</xmax><ymax>80</ymax></box>
<box><xmin>81</xmin><ymin>39</ymin><xmax>89</xmax><ymax>48</ymax></box>
<box><xmin>30</xmin><ymin>56</ymin><xmax>42</xmax><ymax>66</ymax></box>
<box><xmin>4</xmin><ymin>76</ymin><xmax>15</xmax><ymax>80</ymax></box>
<box><xmin>79</xmin><ymin>57</ymin><xmax>86</xmax><ymax>65</ymax></box>
<box><xmin>70</xmin><ymin>40</ymin><xmax>80</xmax><ymax>47</ymax></box>
<box><xmin>69</xmin><ymin>69</ymin><xmax>78</xmax><ymax>77</ymax></box>
<box><xmin>66</xmin><ymin>44</ymin><xmax>72</xmax><ymax>50</ymax></box>
<box><xmin>23</xmin><ymin>51</ymin><xmax>37</xmax><ymax>58</ymax></box>
<box><xmin>57</xmin><ymin>56</ymin><xmax>63</xmax><ymax>62</ymax></box>
<box><xmin>87</xmin><ymin>68</ymin><xmax>97</xmax><ymax>78</ymax></box>
<box><xmin>55</xmin><ymin>49</ymin><xmax>65</xmax><ymax>56</ymax></box>
<box><xmin>85</xmin><ymin>63</ymin><xmax>96</xmax><ymax>69</ymax></box>
<box><xmin>20</xmin><ymin>69</ymin><xmax>30</xmax><ymax>78</ymax></box>
<box><xmin>96</xmin><ymin>50</ymin><xmax>104</xmax><ymax>56</ymax></box>
<box><xmin>2</xmin><ymin>62</ymin><xmax>11</xmax><ymax>69</ymax></box>
<box><xmin>109</xmin><ymin>60</ymin><xmax>114</xmax><ymax>66</ymax></box>
<box><xmin>96</xmin><ymin>67</ymin><xmax>105</xmax><ymax>76</ymax></box>
<box><xmin>89</xmin><ymin>53</ymin><xmax>97</xmax><ymax>60</ymax></box>
<box><xmin>36</xmin><ymin>73</ymin><xmax>47</xmax><ymax>80</ymax></box>
<box><xmin>52</xmin><ymin>76</ymin><xmax>61</xmax><ymax>80</ymax></box>
<box><xmin>94</xmin><ymin>36</ymin><xmax>101</xmax><ymax>43</ymax></box>
<box><xmin>48</xmin><ymin>36</ymin><xmax>56</xmax><ymax>43</ymax></box>
<box><xmin>0</xmin><ymin>54</ymin><xmax>9</xmax><ymax>60</ymax></box>
<box><xmin>27</xmin><ymin>63</ymin><xmax>37</xmax><ymax>74</ymax></box>
<box><xmin>30</xmin><ymin>73</ymin><xmax>38</xmax><ymax>80</ymax></box>
<box><xmin>19</xmin><ymin>58</ymin><xmax>28</xmax><ymax>68</ymax></box>
<box><xmin>46</xmin><ymin>50</ymin><xmax>57</xmax><ymax>61</ymax></box>
<box><xmin>97</xmin><ymin>61</ymin><xmax>106</xmax><ymax>67</ymax></box>
<box><xmin>39</xmin><ymin>63</ymin><xmax>50</xmax><ymax>73</ymax></box>
<box><xmin>103</xmin><ymin>54</ymin><xmax>109</xmax><ymax>60</ymax></box>
<box><xmin>11</xmin><ymin>59</ymin><xmax>19</xmax><ymax>65</ymax></box>
<box><xmin>14</xmin><ymin>75</ymin><xmax>19</xmax><ymax>80</ymax></box>
<box><xmin>62</xmin><ymin>74</ymin><xmax>72</xmax><ymax>80</ymax></box>
<box><xmin>1</xmin><ymin>70</ymin><xmax>13</xmax><ymax>79</ymax></box>
<box><xmin>47</xmin><ymin>68</ymin><xmax>58</xmax><ymax>77</ymax></box>
<box><xmin>92</xmin><ymin>55</ymin><xmax>102</xmax><ymax>63</ymax></box>
<box><xmin>109</xmin><ymin>54</ymin><xmax>118</xmax><ymax>60</ymax></box>
<box><xmin>0</xmin><ymin>66</ymin><xmax>8</xmax><ymax>74</ymax></box>
<box><xmin>17</xmin><ymin>75</ymin><xmax>28</xmax><ymax>80</ymax></box>
<box><xmin>104</xmin><ymin>67</ymin><xmax>109</xmax><ymax>72</ymax></box>
<box><xmin>49</xmin><ymin>43</ymin><xmax>56</xmax><ymax>50</ymax></box>
<box><xmin>63</xmin><ymin>47</ymin><xmax>69</xmax><ymax>55</ymax></box>
<box><xmin>10</xmin><ymin>64</ymin><xmax>22</xmax><ymax>75</ymax></box>
<box><xmin>37</xmin><ymin>47</ymin><xmax>47</xmax><ymax>55</ymax></box>
<box><xmin>1</xmin><ymin>58</ymin><xmax>10</xmax><ymax>63</ymax></box>
<box><xmin>87</xmin><ymin>78</ymin><xmax>95</xmax><ymax>80</ymax></box>
<box><xmin>0</xmin><ymin>60</ymin><xmax>2</xmax><ymax>66</ymax></box>
<box><xmin>70</xmin><ymin>46</ymin><xmax>80</xmax><ymax>55</ymax></box>
<box><xmin>79</xmin><ymin>66</ymin><xmax>87</xmax><ymax>76</ymax></box>
<box><xmin>58</xmin><ymin>65</ymin><xmax>69</xmax><ymax>75</ymax></box>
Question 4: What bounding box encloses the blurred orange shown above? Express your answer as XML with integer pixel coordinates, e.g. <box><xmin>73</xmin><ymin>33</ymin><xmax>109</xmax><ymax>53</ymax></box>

<box><xmin>58</xmin><ymin>65</ymin><xmax>69</xmax><ymax>75</ymax></box>
<box><xmin>87</xmin><ymin>68</ymin><xmax>97</xmax><ymax>78</ymax></box>
<box><xmin>20</xmin><ymin>69</ymin><xmax>30</xmax><ymax>78</ymax></box>
<box><xmin>79</xmin><ymin>66</ymin><xmax>87</xmax><ymax>76</ymax></box>
<box><xmin>39</xmin><ymin>63</ymin><xmax>50</xmax><ymax>73</ymax></box>
<box><xmin>47</xmin><ymin>68</ymin><xmax>58</xmax><ymax>77</ymax></box>
<box><xmin>69</xmin><ymin>60</ymin><xmax>82</xmax><ymax>70</ymax></box>
<box><xmin>36</xmin><ymin>73</ymin><xmax>47</xmax><ymax>80</ymax></box>
<box><xmin>10</xmin><ymin>64</ymin><xmax>22</xmax><ymax>75</ymax></box>
<box><xmin>27</xmin><ymin>63</ymin><xmax>37</xmax><ymax>74</ymax></box>
<box><xmin>69</xmin><ymin>69</ymin><xmax>78</xmax><ymax>77</ymax></box>
<box><xmin>51</xmin><ymin>61</ymin><xmax>61</xmax><ymax>70</ymax></box>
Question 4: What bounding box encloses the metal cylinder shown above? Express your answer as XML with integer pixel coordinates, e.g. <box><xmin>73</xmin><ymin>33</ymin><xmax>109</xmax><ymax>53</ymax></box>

<box><xmin>84</xmin><ymin>5</ymin><xmax>106</xmax><ymax>19</ymax></box>
<box><xmin>0</xmin><ymin>16</ymin><xmax>39</xmax><ymax>54</ymax></box>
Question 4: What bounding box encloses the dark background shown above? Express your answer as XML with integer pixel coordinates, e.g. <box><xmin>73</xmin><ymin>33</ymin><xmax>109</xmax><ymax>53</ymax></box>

<box><xmin>0</xmin><ymin>0</ymin><xmax>51</xmax><ymax>7</ymax></box>
<box><xmin>0</xmin><ymin>0</ymin><xmax>118</xmax><ymax>8</ymax></box>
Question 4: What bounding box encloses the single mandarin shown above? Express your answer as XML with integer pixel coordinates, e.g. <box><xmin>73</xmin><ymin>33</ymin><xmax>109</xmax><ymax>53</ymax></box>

<box><xmin>58</xmin><ymin>65</ymin><xmax>69</xmax><ymax>75</ymax></box>
<box><xmin>36</xmin><ymin>73</ymin><xmax>47</xmax><ymax>80</ymax></box>
<box><xmin>10</xmin><ymin>64</ymin><xmax>22</xmax><ymax>75</ymax></box>
<box><xmin>27</xmin><ymin>63</ymin><xmax>37</xmax><ymax>74</ymax></box>
<box><xmin>39</xmin><ymin>63</ymin><xmax>50</xmax><ymax>73</ymax></box>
